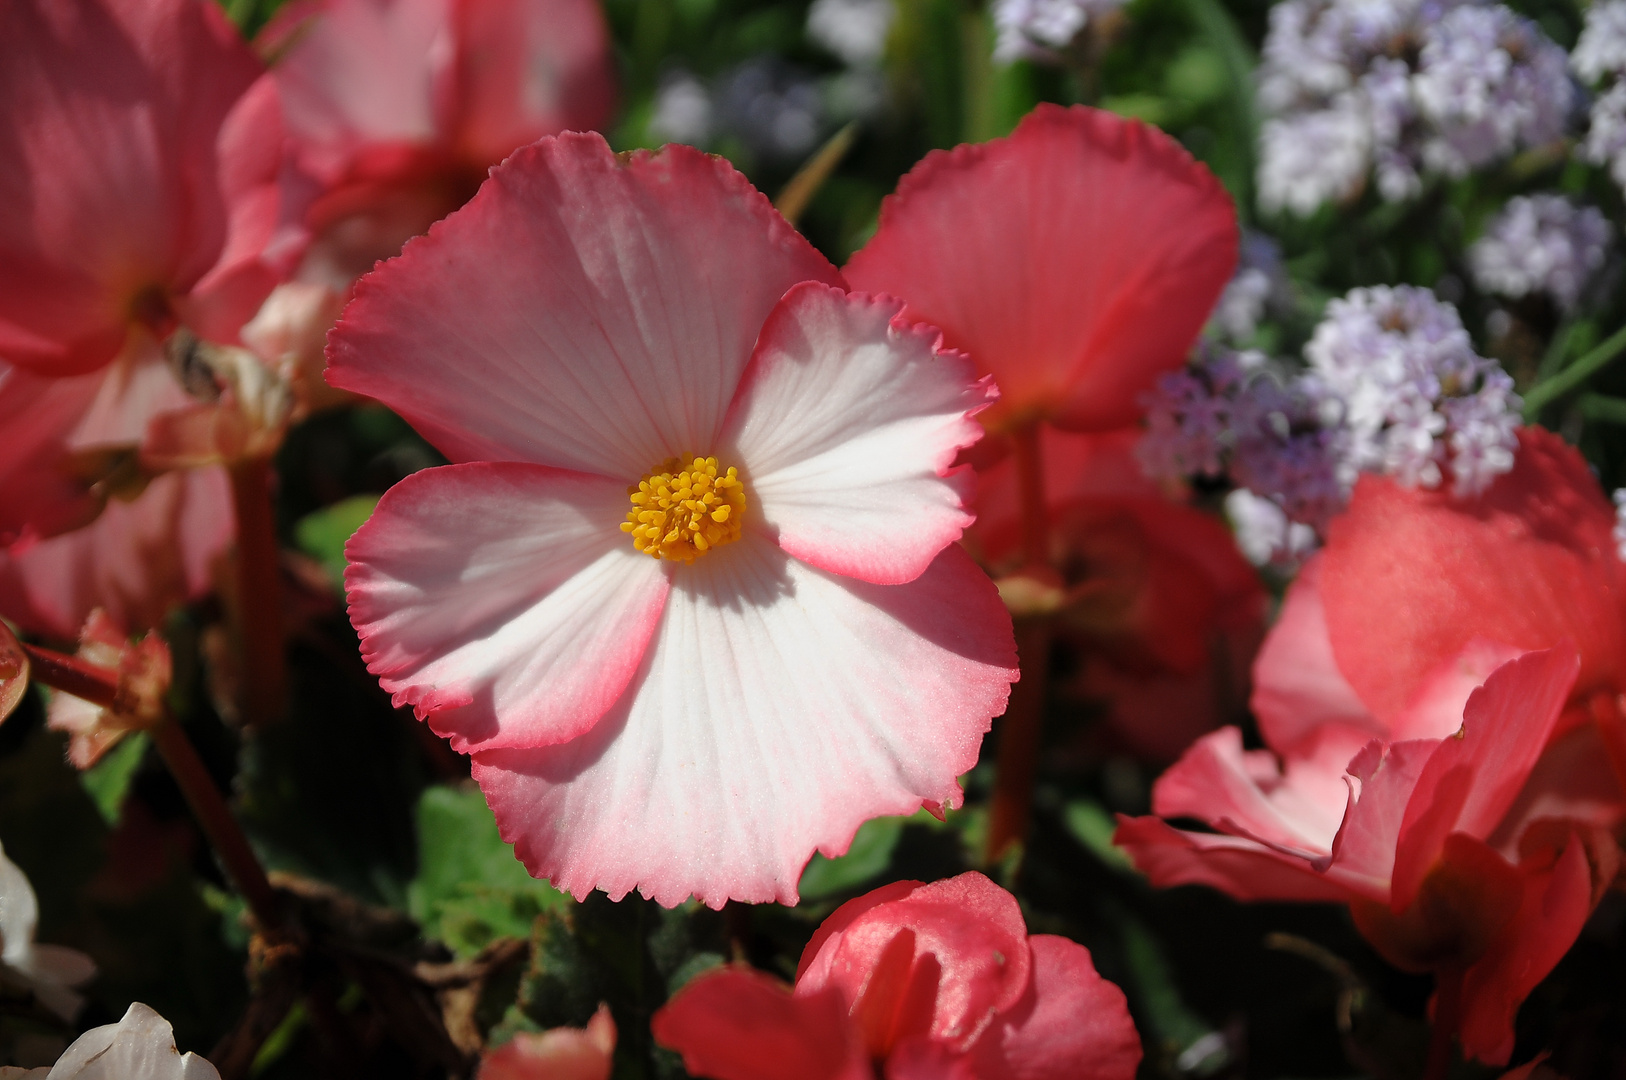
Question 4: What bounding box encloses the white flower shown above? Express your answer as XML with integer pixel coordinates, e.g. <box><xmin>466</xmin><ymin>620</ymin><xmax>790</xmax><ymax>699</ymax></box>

<box><xmin>0</xmin><ymin>841</ymin><xmax>94</xmax><ymax>1023</ymax></box>
<box><xmin>649</xmin><ymin>71</ymin><xmax>714</xmax><ymax>146</ymax></box>
<box><xmin>1469</xmin><ymin>194</ymin><xmax>1612</xmax><ymax>310</ymax></box>
<box><xmin>42</xmin><ymin>1003</ymin><xmax>218</xmax><ymax>1080</ymax></box>
<box><xmin>992</xmin><ymin>0</ymin><xmax>1126</xmax><ymax>62</ymax></box>
<box><xmin>1258</xmin><ymin>96</ymin><xmax>1372</xmax><ymax>214</ymax></box>
<box><xmin>1225</xmin><ymin>488</ymin><xmax>1320</xmax><ymax>566</ymax></box>
<box><xmin>1574</xmin><ymin>0</ymin><xmax>1626</xmax><ymax>83</ymax></box>
<box><xmin>807</xmin><ymin>0</ymin><xmax>895</xmax><ymax>67</ymax></box>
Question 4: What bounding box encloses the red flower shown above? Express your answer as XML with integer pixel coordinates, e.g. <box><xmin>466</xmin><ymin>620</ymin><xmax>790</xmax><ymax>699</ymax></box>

<box><xmin>261</xmin><ymin>0</ymin><xmax>616</xmax><ymax>287</ymax></box>
<box><xmin>967</xmin><ymin>427</ymin><xmax>1266</xmax><ymax>761</ymax></box>
<box><xmin>1118</xmin><ymin>645</ymin><xmax>1619</xmax><ymax>1066</ymax></box>
<box><xmin>652</xmin><ymin>872</ymin><xmax>1142</xmax><ymax>1080</ymax></box>
<box><xmin>0</xmin><ymin>0</ymin><xmax>299</xmax><ymax>378</ymax></box>
<box><xmin>844</xmin><ymin>104</ymin><xmax>1237</xmax><ymax>435</ymax></box>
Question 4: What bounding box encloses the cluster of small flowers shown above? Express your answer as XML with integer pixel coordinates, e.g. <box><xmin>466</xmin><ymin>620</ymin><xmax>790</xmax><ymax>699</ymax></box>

<box><xmin>649</xmin><ymin>60</ymin><xmax>827</xmax><ymax>161</ymax></box>
<box><xmin>1307</xmin><ymin>285</ymin><xmax>1521</xmax><ymax>496</ymax></box>
<box><xmin>1143</xmin><ymin>285</ymin><xmax>1520</xmax><ymax>561</ymax></box>
<box><xmin>1207</xmin><ymin>232</ymin><xmax>1291</xmax><ymax>342</ymax></box>
<box><xmin>992</xmin><ymin>0</ymin><xmax>1128</xmax><ymax>61</ymax></box>
<box><xmin>1575</xmin><ymin>1</ymin><xmax>1626</xmax><ymax>193</ymax></box>
<box><xmin>1256</xmin><ymin>0</ymin><xmax>1573</xmax><ymax>215</ymax></box>
<box><xmin>1469</xmin><ymin>194</ymin><xmax>1613</xmax><ymax>311</ymax></box>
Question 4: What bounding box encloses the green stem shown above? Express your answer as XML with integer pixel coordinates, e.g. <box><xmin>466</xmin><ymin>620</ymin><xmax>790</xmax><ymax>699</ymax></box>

<box><xmin>1523</xmin><ymin>321</ymin><xmax>1626</xmax><ymax>418</ymax></box>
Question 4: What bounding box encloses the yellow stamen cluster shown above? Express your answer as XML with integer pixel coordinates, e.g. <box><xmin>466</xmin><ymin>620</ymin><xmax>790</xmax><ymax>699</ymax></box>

<box><xmin>622</xmin><ymin>455</ymin><xmax>746</xmax><ymax>562</ymax></box>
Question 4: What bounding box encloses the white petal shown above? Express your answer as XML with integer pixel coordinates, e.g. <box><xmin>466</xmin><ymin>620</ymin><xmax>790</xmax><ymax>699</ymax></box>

<box><xmin>474</xmin><ymin>535</ymin><xmax>1017</xmax><ymax>907</ymax></box>
<box><xmin>721</xmin><ymin>284</ymin><xmax>990</xmax><ymax>585</ymax></box>
<box><xmin>47</xmin><ymin>1002</ymin><xmax>220</xmax><ymax>1080</ymax></box>
<box><xmin>346</xmin><ymin>462</ymin><xmax>670</xmax><ymax>753</ymax></box>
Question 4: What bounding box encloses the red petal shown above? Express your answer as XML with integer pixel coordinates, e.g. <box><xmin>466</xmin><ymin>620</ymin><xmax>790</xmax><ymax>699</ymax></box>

<box><xmin>1392</xmin><ymin>647</ymin><xmax>1579</xmax><ymax>910</ymax></box>
<box><xmin>966</xmin><ymin>935</ymin><xmax>1143</xmax><ymax>1080</ymax></box>
<box><xmin>1319</xmin><ymin>428</ymin><xmax>1625</xmax><ymax>727</ymax></box>
<box><xmin>844</xmin><ymin>105</ymin><xmax>1236</xmax><ymax>432</ymax></box>
<box><xmin>651</xmin><ymin>967</ymin><xmax>871</xmax><ymax>1080</ymax></box>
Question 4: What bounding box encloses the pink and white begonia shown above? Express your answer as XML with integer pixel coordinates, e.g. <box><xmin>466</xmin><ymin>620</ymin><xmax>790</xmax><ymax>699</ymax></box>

<box><xmin>331</xmin><ymin>133</ymin><xmax>1019</xmax><ymax>908</ymax></box>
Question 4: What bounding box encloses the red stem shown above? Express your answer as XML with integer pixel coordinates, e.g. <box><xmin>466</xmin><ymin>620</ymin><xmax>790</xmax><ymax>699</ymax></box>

<box><xmin>1423</xmin><ymin>971</ymin><xmax>1462</xmax><ymax>1080</ymax></box>
<box><xmin>985</xmin><ymin>618</ymin><xmax>1054</xmax><ymax>863</ymax></box>
<box><xmin>22</xmin><ymin>644</ymin><xmax>119</xmax><ymax>707</ymax></box>
<box><xmin>230</xmin><ymin>458</ymin><xmax>287</xmax><ymax>727</ymax></box>
<box><xmin>149</xmin><ymin>719</ymin><xmax>284</xmax><ymax>934</ymax></box>
<box><xmin>25</xmin><ymin>640</ymin><xmax>283</xmax><ymax>934</ymax></box>
<box><xmin>1012</xmin><ymin>423</ymin><xmax>1048</xmax><ymax>568</ymax></box>
<box><xmin>986</xmin><ymin>423</ymin><xmax>1054</xmax><ymax>863</ymax></box>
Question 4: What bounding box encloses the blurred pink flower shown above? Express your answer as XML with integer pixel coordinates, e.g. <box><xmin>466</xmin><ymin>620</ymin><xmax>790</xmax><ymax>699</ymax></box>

<box><xmin>652</xmin><ymin>871</ymin><xmax>1143</xmax><ymax>1080</ymax></box>
<box><xmin>331</xmin><ymin>133</ymin><xmax>1017</xmax><ymax>907</ymax></box>
<box><xmin>0</xmin><ymin>0</ymin><xmax>302</xmax><ymax>378</ymax></box>
<box><xmin>479</xmin><ymin>1004</ymin><xmax>615</xmax><ymax>1080</ymax></box>
<box><xmin>261</xmin><ymin>0</ymin><xmax>616</xmax><ymax>288</ymax></box>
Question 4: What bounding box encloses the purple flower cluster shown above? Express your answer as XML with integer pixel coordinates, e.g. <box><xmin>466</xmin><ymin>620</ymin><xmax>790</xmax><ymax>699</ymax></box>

<box><xmin>1207</xmin><ymin>232</ymin><xmax>1291</xmax><ymax>343</ymax></box>
<box><xmin>1143</xmin><ymin>286</ymin><xmax>1521</xmax><ymax>561</ymax></box>
<box><xmin>1470</xmin><ymin>195</ymin><xmax>1612</xmax><ymax>310</ymax></box>
<box><xmin>1306</xmin><ymin>285</ymin><xmax>1520</xmax><ymax>496</ymax></box>
<box><xmin>1575</xmin><ymin>2</ymin><xmax>1626</xmax><ymax>193</ymax></box>
<box><xmin>1257</xmin><ymin>0</ymin><xmax>1573</xmax><ymax>215</ymax></box>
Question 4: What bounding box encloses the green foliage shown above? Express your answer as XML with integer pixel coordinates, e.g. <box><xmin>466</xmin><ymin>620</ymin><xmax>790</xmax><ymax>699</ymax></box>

<box><xmin>293</xmin><ymin>496</ymin><xmax>380</xmax><ymax>593</ymax></box>
<box><xmin>407</xmin><ymin>785</ymin><xmax>570</xmax><ymax>959</ymax></box>
<box><xmin>79</xmin><ymin>733</ymin><xmax>148</xmax><ymax>826</ymax></box>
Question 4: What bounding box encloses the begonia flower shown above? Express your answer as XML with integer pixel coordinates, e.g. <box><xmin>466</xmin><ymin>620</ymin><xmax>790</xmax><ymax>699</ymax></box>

<box><xmin>39</xmin><ymin>1001</ymin><xmax>220</xmax><ymax>1079</ymax></box>
<box><xmin>1251</xmin><ymin>426</ymin><xmax>1626</xmax><ymax>793</ymax></box>
<box><xmin>0</xmin><ymin>839</ymin><xmax>96</xmax><ymax>1023</ymax></box>
<box><xmin>261</xmin><ymin>0</ymin><xmax>616</xmax><ymax>289</ymax></box>
<box><xmin>651</xmin><ymin>871</ymin><xmax>1143</xmax><ymax>1080</ymax></box>
<box><xmin>967</xmin><ymin>427</ymin><xmax>1265</xmax><ymax>761</ymax></box>
<box><xmin>38</xmin><ymin>610</ymin><xmax>173</xmax><ymax>768</ymax></box>
<box><xmin>844</xmin><ymin>104</ymin><xmax>1237</xmax><ymax>435</ymax></box>
<box><xmin>0</xmin><ymin>0</ymin><xmax>301</xmax><ymax>378</ymax></box>
<box><xmin>1116</xmin><ymin>646</ymin><xmax>1620</xmax><ymax>1066</ymax></box>
<box><xmin>479</xmin><ymin>1003</ymin><xmax>614</xmax><ymax>1080</ymax></box>
<box><xmin>331</xmin><ymin>133</ymin><xmax>1019</xmax><ymax>907</ymax></box>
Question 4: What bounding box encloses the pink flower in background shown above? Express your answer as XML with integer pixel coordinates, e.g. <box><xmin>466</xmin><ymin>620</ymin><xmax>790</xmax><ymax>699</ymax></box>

<box><xmin>0</xmin><ymin>0</ymin><xmax>301</xmax><ymax>378</ymax></box>
<box><xmin>1116</xmin><ymin>646</ymin><xmax>1619</xmax><ymax>1065</ymax></box>
<box><xmin>651</xmin><ymin>871</ymin><xmax>1143</xmax><ymax>1080</ymax></box>
<box><xmin>844</xmin><ymin>104</ymin><xmax>1237</xmax><ymax>435</ymax></box>
<box><xmin>332</xmin><ymin>133</ymin><xmax>1018</xmax><ymax>907</ymax></box>
<box><xmin>41</xmin><ymin>610</ymin><xmax>174</xmax><ymax>768</ymax></box>
<box><xmin>261</xmin><ymin>0</ymin><xmax>616</xmax><ymax>288</ymax></box>
<box><xmin>479</xmin><ymin>1004</ymin><xmax>615</xmax><ymax>1080</ymax></box>
<box><xmin>967</xmin><ymin>427</ymin><xmax>1266</xmax><ymax>762</ymax></box>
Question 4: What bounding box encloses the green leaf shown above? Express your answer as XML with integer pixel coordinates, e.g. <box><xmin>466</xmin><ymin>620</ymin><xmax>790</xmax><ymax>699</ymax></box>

<box><xmin>798</xmin><ymin>815</ymin><xmax>906</xmax><ymax>900</ymax></box>
<box><xmin>408</xmin><ymin>784</ymin><xmax>569</xmax><ymax>958</ymax></box>
<box><xmin>1063</xmin><ymin>799</ymin><xmax>1137</xmax><ymax>872</ymax></box>
<box><xmin>292</xmin><ymin>495</ymin><xmax>380</xmax><ymax>591</ymax></box>
<box><xmin>80</xmin><ymin>732</ymin><xmax>149</xmax><ymax>825</ymax></box>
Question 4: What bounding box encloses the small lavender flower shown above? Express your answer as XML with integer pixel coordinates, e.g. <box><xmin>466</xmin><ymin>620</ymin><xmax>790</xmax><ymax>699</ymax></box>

<box><xmin>1412</xmin><ymin>5</ymin><xmax>1573</xmax><ymax>178</ymax></box>
<box><xmin>1208</xmin><ymin>233</ymin><xmax>1290</xmax><ymax>343</ymax></box>
<box><xmin>1256</xmin><ymin>0</ymin><xmax>1574</xmax><ymax>216</ymax></box>
<box><xmin>1225</xmin><ymin>488</ymin><xmax>1321</xmax><ymax>566</ymax></box>
<box><xmin>807</xmin><ymin>0</ymin><xmax>896</xmax><ymax>67</ymax></box>
<box><xmin>1258</xmin><ymin>99</ymin><xmax>1372</xmax><ymax>214</ymax></box>
<box><xmin>1584</xmin><ymin>82</ymin><xmax>1626</xmax><ymax>189</ymax></box>
<box><xmin>1305</xmin><ymin>285</ymin><xmax>1520</xmax><ymax>495</ymax></box>
<box><xmin>714</xmin><ymin>59</ymin><xmax>824</xmax><ymax>161</ymax></box>
<box><xmin>1574</xmin><ymin>0</ymin><xmax>1626</xmax><ymax>84</ymax></box>
<box><xmin>1469</xmin><ymin>195</ymin><xmax>1612</xmax><ymax>310</ymax></box>
<box><xmin>992</xmin><ymin>0</ymin><xmax>1126</xmax><ymax>62</ymax></box>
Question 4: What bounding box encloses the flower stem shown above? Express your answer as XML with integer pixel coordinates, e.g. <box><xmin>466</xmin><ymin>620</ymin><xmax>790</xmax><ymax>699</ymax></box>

<box><xmin>1422</xmin><ymin>972</ymin><xmax>1461</xmax><ymax>1080</ymax></box>
<box><xmin>21</xmin><ymin>643</ymin><xmax>119</xmax><ymax>706</ymax></box>
<box><xmin>149</xmin><ymin>718</ymin><xmax>284</xmax><ymax>934</ymax></box>
<box><xmin>987</xmin><ymin>423</ymin><xmax>1052</xmax><ymax>862</ymax></box>
<box><xmin>23</xmin><ymin>640</ymin><xmax>284</xmax><ymax>934</ymax></box>
<box><xmin>1523</xmin><ymin>319</ymin><xmax>1626</xmax><ymax>418</ymax></box>
<box><xmin>986</xmin><ymin>617</ymin><xmax>1053</xmax><ymax>863</ymax></box>
<box><xmin>229</xmin><ymin>457</ymin><xmax>287</xmax><ymax>727</ymax></box>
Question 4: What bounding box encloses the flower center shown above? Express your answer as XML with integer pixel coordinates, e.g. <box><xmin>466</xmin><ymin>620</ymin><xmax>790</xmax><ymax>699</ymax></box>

<box><xmin>621</xmin><ymin>455</ymin><xmax>746</xmax><ymax>562</ymax></box>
